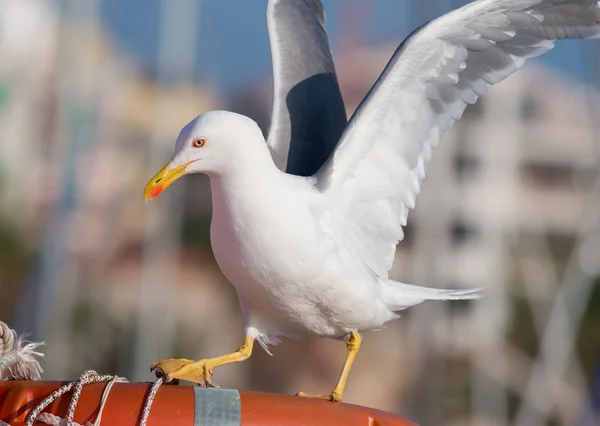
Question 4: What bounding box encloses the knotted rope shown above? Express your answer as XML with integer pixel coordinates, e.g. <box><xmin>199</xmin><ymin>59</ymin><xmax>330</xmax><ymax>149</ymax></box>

<box><xmin>0</xmin><ymin>322</ymin><xmax>164</xmax><ymax>426</ymax></box>
<box><xmin>23</xmin><ymin>370</ymin><xmax>164</xmax><ymax>426</ymax></box>
<box><xmin>0</xmin><ymin>321</ymin><xmax>44</xmax><ymax>381</ymax></box>
<box><xmin>25</xmin><ymin>370</ymin><xmax>128</xmax><ymax>426</ymax></box>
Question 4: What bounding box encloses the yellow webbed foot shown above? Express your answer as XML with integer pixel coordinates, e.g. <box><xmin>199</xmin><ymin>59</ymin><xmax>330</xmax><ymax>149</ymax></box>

<box><xmin>150</xmin><ymin>336</ymin><xmax>255</xmax><ymax>386</ymax></box>
<box><xmin>151</xmin><ymin>358</ymin><xmax>218</xmax><ymax>386</ymax></box>
<box><xmin>295</xmin><ymin>330</ymin><xmax>362</xmax><ymax>403</ymax></box>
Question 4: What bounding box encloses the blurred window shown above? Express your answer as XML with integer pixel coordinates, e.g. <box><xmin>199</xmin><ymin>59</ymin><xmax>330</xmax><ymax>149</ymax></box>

<box><xmin>450</xmin><ymin>220</ymin><xmax>478</xmax><ymax>245</ymax></box>
<box><xmin>520</xmin><ymin>96</ymin><xmax>538</xmax><ymax>122</ymax></box>
<box><xmin>453</xmin><ymin>152</ymin><xmax>479</xmax><ymax>180</ymax></box>
<box><xmin>521</xmin><ymin>162</ymin><xmax>573</xmax><ymax>189</ymax></box>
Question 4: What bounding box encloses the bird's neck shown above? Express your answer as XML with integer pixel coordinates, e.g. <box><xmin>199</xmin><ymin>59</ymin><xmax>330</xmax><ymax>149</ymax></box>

<box><xmin>213</xmin><ymin>136</ymin><xmax>279</xmax><ymax>182</ymax></box>
<box><xmin>209</xmin><ymin>144</ymin><xmax>285</xmax><ymax>221</ymax></box>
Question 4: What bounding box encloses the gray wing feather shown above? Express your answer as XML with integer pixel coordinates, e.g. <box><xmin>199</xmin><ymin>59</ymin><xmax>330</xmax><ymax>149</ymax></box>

<box><xmin>266</xmin><ymin>0</ymin><xmax>347</xmax><ymax>176</ymax></box>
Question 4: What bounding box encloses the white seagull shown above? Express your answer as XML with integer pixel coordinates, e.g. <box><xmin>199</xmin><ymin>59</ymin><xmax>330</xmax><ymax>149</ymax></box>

<box><xmin>144</xmin><ymin>0</ymin><xmax>600</xmax><ymax>401</ymax></box>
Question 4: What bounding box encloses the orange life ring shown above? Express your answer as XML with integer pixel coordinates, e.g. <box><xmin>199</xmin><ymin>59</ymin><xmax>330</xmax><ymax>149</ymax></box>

<box><xmin>0</xmin><ymin>381</ymin><xmax>417</xmax><ymax>425</ymax></box>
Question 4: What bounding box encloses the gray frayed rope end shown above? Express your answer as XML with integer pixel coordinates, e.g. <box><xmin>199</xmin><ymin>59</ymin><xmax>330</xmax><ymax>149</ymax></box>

<box><xmin>0</xmin><ymin>321</ymin><xmax>45</xmax><ymax>381</ymax></box>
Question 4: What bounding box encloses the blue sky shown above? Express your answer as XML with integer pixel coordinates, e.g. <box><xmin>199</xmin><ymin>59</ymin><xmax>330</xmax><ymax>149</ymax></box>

<box><xmin>99</xmin><ymin>0</ymin><xmax>599</xmax><ymax>95</ymax></box>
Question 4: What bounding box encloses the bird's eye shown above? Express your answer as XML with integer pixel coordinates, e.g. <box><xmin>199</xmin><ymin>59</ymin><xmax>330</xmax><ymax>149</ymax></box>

<box><xmin>192</xmin><ymin>137</ymin><xmax>206</xmax><ymax>148</ymax></box>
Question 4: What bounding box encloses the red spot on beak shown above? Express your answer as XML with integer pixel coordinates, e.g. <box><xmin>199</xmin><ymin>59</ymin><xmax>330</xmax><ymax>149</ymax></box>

<box><xmin>150</xmin><ymin>185</ymin><xmax>164</xmax><ymax>199</ymax></box>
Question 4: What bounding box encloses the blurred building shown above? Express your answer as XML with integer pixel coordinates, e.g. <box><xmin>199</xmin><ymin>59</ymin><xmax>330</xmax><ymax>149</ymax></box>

<box><xmin>0</xmin><ymin>0</ymin><xmax>57</xmax><ymax>230</ymax></box>
<box><xmin>0</xmin><ymin>0</ymin><xmax>221</xmax><ymax>250</ymax></box>
<box><xmin>0</xmin><ymin>0</ymin><xmax>223</xmax><ymax>347</ymax></box>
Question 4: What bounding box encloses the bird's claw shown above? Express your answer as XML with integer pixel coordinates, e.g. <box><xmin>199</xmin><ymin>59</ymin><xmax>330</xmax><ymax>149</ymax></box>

<box><xmin>150</xmin><ymin>358</ymin><xmax>218</xmax><ymax>386</ymax></box>
<box><xmin>150</xmin><ymin>366</ymin><xmax>180</xmax><ymax>385</ymax></box>
<box><xmin>197</xmin><ymin>379</ymin><xmax>220</xmax><ymax>388</ymax></box>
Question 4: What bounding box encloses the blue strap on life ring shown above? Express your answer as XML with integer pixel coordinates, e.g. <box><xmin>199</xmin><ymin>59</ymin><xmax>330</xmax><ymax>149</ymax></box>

<box><xmin>193</xmin><ymin>387</ymin><xmax>241</xmax><ymax>426</ymax></box>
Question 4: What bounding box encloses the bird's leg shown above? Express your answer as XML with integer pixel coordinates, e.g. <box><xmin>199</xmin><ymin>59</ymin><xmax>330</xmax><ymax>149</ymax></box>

<box><xmin>151</xmin><ymin>336</ymin><xmax>254</xmax><ymax>386</ymax></box>
<box><xmin>297</xmin><ymin>330</ymin><xmax>361</xmax><ymax>402</ymax></box>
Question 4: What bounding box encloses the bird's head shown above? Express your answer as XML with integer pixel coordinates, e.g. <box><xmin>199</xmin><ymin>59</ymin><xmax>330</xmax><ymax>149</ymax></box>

<box><xmin>144</xmin><ymin>110</ymin><xmax>262</xmax><ymax>201</ymax></box>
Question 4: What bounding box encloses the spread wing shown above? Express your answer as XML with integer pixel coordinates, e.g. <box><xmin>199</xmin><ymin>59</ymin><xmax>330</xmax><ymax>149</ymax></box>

<box><xmin>315</xmin><ymin>0</ymin><xmax>600</xmax><ymax>279</ymax></box>
<box><xmin>266</xmin><ymin>0</ymin><xmax>347</xmax><ymax>176</ymax></box>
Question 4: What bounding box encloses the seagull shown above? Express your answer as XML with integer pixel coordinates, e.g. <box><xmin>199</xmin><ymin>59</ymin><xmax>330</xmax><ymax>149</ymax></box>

<box><xmin>144</xmin><ymin>0</ymin><xmax>600</xmax><ymax>401</ymax></box>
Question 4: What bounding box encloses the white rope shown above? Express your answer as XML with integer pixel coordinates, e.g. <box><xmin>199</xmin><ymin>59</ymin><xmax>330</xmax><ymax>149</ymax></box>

<box><xmin>36</xmin><ymin>412</ymin><xmax>88</xmax><ymax>426</ymax></box>
<box><xmin>23</xmin><ymin>371</ymin><xmax>164</xmax><ymax>426</ymax></box>
<box><xmin>92</xmin><ymin>375</ymin><xmax>120</xmax><ymax>426</ymax></box>
<box><xmin>0</xmin><ymin>321</ymin><xmax>44</xmax><ymax>381</ymax></box>
<box><xmin>25</xmin><ymin>370</ymin><xmax>127</xmax><ymax>426</ymax></box>
<box><xmin>0</xmin><ymin>322</ymin><xmax>164</xmax><ymax>426</ymax></box>
<box><xmin>138</xmin><ymin>377</ymin><xmax>164</xmax><ymax>426</ymax></box>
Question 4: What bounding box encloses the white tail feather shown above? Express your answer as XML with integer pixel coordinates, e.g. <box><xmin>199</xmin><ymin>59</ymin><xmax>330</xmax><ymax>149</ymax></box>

<box><xmin>382</xmin><ymin>280</ymin><xmax>483</xmax><ymax>312</ymax></box>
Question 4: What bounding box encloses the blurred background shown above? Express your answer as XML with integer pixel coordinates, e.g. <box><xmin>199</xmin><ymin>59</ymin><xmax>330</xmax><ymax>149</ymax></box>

<box><xmin>0</xmin><ymin>0</ymin><xmax>599</xmax><ymax>425</ymax></box>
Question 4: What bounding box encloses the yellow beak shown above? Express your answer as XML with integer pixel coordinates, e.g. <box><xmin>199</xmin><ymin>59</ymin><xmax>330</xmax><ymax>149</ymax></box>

<box><xmin>144</xmin><ymin>161</ymin><xmax>191</xmax><ymax>201</ymax></box>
